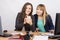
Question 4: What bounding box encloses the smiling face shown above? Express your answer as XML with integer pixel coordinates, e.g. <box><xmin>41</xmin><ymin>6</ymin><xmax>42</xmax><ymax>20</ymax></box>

<box><xmin>25</xmin><ymin>5</ymin><xmax>32</xmax><ymax>15</ymax></box>
<box><xmin>36</xmin><ymin>7</ymin><xmax>43</xmax><ymax>16</ymax></box>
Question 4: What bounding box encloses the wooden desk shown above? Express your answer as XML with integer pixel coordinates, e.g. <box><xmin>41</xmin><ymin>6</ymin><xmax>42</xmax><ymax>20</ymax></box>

<box><xmin>0</xmin><ymin>31</ymin><xmax>57</xmax><ymax>40</ymax></box>
<box><xmin>0</xmin><ymin>37</ymin><xmax>57</xmax><ymax>40</ymax></box>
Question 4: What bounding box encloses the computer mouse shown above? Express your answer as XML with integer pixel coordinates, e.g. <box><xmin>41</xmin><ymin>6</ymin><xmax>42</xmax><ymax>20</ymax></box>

<box><xmin>3</xmin><ymin>30</ymin><xmax>8</xmax><ymax>32</ymax></box>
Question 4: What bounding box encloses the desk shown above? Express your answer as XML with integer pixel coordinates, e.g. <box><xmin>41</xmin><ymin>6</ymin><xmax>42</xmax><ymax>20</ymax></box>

<box><xmin>0</xmin><ymin>37</ymin><xmax>57</xmax><ymax>40</ymax></box>
<box><xmin>0</xmin><ymin>31</ymin><xmax>57</xmax><ymax>40</ymax></box>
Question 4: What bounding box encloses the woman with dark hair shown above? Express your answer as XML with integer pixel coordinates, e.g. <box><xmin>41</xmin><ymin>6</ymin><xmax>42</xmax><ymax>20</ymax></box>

<box><xmin>15</xmin><ymin>2</ymin><xmax>35</xmax><ymax>32</ymax></box>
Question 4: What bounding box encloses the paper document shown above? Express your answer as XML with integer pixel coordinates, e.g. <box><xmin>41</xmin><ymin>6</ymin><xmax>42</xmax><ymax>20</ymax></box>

<box><xmin>11</xmin><ymin>32</ymin><xmax>24</xmax><ymax>35</ymax></box>
<box><xmin>33</xmin><ymin>35</ymin><xmax>48</xmax><ymax>40</ymax></box>
<box><xmin>44</xmin><ymin>33</ymin><xmax>54</xmax><ymax>36</ymax></box>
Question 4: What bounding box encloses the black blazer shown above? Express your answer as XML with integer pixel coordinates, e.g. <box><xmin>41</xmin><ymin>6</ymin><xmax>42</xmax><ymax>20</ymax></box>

<box><xmin>15</xmin><ymin>13</ymin><xmax>35</xmax><ymax>32</ymax></box>
<box><xmin>34</xmin><ymin>14</ymin><xmax>54</xmax><ymax>32</ymax></box>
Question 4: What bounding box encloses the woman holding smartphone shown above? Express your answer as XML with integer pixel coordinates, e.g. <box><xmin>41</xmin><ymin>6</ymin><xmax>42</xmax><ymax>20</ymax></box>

<box><xmin>15</xmin><ymin>2</ymin><xmax>35</xmax><ymax>32</ymax></box>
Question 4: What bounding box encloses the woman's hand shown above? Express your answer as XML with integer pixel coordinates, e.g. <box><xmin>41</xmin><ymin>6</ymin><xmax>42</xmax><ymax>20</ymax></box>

<box><xmin>49</xmin><ymin>30</ymin><xmax>54</xmax><ymax>33</ymax></box>
<box><xmin>24</xmin><ymin>16</ymin><xmax>32</xmax><ymax>25</ymax></box>
<box><xmin>26</xmin><ymin>16</ymin><xmax>32</xmax><ymax>25</ymax></box>
<box><xmin>24</xmin><ymin>18</ymin><xmax>27</xmax><ymax>24</ymax></box>
<box><xmin>36</xmin><ymin>28</ymin><xmax>40</xmax><ymax>32</ymax></box>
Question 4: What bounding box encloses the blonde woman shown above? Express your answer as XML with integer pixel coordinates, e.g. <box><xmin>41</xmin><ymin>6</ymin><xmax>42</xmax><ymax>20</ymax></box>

<box><xmin>34</xmin><ymin>4</ymin><xmax>54</xmax><ymax>33</ymax></box>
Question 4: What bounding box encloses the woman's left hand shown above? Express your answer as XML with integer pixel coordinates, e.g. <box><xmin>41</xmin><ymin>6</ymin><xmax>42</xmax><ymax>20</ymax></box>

<box><xmin>25</xmin><ymin>16</ymin><xmax>32</xmax><ymax>25</ymax></box>
<box><xmin>49</xmin><ymin>30</ymin><xmax>54</xmax><ymax>33</ymax></box>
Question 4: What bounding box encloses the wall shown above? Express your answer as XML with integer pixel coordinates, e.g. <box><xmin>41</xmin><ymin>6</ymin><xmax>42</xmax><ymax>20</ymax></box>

<box><xmin>0</xmin><ymin>0</ymin><xmax>60</xmax><ymax>30</ymax></box>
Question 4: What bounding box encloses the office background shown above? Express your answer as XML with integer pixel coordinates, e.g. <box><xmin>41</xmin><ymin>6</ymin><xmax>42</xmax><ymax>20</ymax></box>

<box><xmin>0</xmin><ymin>0</ymin><xmax>60</xmax><ymax>30</ymax></box>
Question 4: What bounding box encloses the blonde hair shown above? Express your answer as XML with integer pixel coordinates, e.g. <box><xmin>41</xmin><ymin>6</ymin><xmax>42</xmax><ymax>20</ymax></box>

<box><xmin>37</xmin><ymin>4</ymin><xmax>47</xmax><ymax>25</ymax></box>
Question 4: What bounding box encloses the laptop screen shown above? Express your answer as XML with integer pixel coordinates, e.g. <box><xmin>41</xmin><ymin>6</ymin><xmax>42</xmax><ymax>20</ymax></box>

<box><xmin>54</xmin><ymin>13</ymin><xmax>60</xmax><ymax>35</ymax></box>
<box><xmin>0</xmin><ymin>16</ymin><xmax>3</xmax><ymax>35</ymax></box>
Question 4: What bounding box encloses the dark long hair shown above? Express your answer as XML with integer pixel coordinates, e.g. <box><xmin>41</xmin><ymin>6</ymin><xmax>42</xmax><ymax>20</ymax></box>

<box><xmin>18</xmin><ymin>2</ymin><xmax>33</xmax><ymax>21</ymax></box>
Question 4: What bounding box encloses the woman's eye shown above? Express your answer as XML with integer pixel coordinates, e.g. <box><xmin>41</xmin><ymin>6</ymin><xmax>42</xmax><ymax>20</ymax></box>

<box><xmin>29</xmin><ymin>8</ymin><xmax>31</xmax><ymax>9</ymax></box>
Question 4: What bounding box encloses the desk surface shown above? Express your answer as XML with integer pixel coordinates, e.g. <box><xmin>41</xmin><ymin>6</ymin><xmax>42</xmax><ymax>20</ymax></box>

<box><xmin>0</xmin><ymin>37</ymin><xmax>57</xmax><ymax>40</ymax></box>
<box><xmin>0</xmin><ymin>31</ymin><xmax>57</xmax><ymax>40</ymax></box>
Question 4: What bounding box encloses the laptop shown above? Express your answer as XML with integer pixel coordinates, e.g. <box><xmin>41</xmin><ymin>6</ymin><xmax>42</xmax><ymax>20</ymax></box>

<box><xmin>0</xmin><ymin>16</ymin><xmax>3</xmax><ymax>36</ymax></box>
<box><xmin>0</xmin><ymin>16</ymin><xmax>12</xmax><ymax>37</ymax></box>
<box><xmin>49</xmin><ymin>13</ymin><xmax>60</xmax><ymax>39</ymax></box>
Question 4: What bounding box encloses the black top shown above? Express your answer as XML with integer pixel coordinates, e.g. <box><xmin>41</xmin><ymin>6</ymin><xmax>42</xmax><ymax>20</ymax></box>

<box><xmin>34</xmin><ymin>14</ymin><xmax>54</xmax><ymax>32</ymax></box>
<box><xmin>15</xmin><ymin>13</ymin><xmax>35</xmax><ymax>32</ymax></box>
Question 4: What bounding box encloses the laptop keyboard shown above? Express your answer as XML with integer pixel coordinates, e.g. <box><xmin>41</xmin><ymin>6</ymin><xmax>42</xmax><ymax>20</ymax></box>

<box><xmin>2</xmin><ymin>33</ymin><xmax>12</xmax><ymax>37</ymax></box>
<box><xmin>49</xmin><ymin>35</ymin><xmax>60</xmax><ymax>39</ymax></box>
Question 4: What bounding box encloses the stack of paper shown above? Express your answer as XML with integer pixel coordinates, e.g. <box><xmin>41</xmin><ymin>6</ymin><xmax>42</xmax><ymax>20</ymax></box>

<box><xmin>33</xmin><ymin>35</ymin><xmax>48</xmax><ymax>40</ymax></box>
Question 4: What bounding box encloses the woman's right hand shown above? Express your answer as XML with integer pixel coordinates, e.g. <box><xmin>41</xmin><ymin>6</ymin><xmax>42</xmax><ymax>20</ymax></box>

<box><xmin>36</xmin><ymin>28</ymin><xmax>40</xmax><ymax>32</ymax></box>
<box><xmin>24</xmin><ymin>16</ymin><xmax>32</xmax><ymax>25</ymax></box>
<box><xmin>24</xmin><ymin>18</ymin><xmax>27</xmax><ymax>24</ymax></box>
